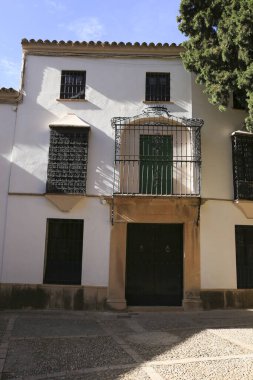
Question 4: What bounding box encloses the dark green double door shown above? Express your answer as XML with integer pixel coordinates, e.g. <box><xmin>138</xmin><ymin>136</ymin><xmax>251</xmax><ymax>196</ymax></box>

<box><xmin>126</xmin><ymin>223</ymin><xmax>183</xmax><ymax>306</ymax></box>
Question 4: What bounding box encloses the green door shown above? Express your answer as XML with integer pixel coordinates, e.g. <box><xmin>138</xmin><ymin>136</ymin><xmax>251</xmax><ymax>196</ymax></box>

<box><xmin>126</xmin><ymin>223</ymin><xmax>183</xmax><ymax>306</ymax></box>
<box><xmin>139</xmin><ymin>135</ymin><xmax>173</xmax><ymax>194</ymax></box>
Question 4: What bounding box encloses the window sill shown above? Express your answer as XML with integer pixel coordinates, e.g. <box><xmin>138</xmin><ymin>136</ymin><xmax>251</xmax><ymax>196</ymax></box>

<box><xmin>143</xmin><ymin>100</ymin><xmax>174</xmax><ymax>104</ymax></box>
<box><xmin>56</xmin><ymin>99</ymin><xmax>88</xmax><ymax>102</ymax></box>
<box><xmin>45</xmin><ymin>193</ymin><xmax>85</xmax><ymax>212</ymax></box>
<box><xmin>234</xmin><ymin>199</ymin><xmax>253</xmax><ymax>219</ymax></box>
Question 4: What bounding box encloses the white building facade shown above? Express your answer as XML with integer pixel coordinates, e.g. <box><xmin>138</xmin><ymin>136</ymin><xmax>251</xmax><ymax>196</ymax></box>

<box><xmin>0</xmin><ymin>39</ymin><xmax>251</xmax><ymax>310</ymax></box>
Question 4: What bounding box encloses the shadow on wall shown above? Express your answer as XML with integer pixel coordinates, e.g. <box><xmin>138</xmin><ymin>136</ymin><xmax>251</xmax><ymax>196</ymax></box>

<box><xmin>87</xmin><ymin>125</ymin><xmax>115</xmax><ymax>195</ymax></box>
<box><xmin>8</xmin><ymin>98</ymin><xmax>115</xmax><ymax>195</ymax></box>
<box><xmin>8</xmin><ymin>148</ymin><xmax>48</xmax><ymax>193</ymax></box>
<box><xmin>1</xmin><ymin>154</ymin><xmax>46</xmax><ymax>194</ymax></box>
<box><xmin>35</xmin><ymin>66</ymin><xmax>191</xmax><ymax>113</ymax></box>
<box><xmin>0</xmin><ymin>157</ymin><xmax>48</xmax><ymax>284</ymax></box>
<box><xmin>15</xmin><ymin>64</ymin><xmax>193</xmax><ymax>196</ymax></box>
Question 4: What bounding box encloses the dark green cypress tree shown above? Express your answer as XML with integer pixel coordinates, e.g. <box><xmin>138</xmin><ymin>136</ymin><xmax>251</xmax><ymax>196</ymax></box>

<box><xmin>178</xmin><ymin>0</ymin><xmax>253</xmax><ymax>131</ymax></box>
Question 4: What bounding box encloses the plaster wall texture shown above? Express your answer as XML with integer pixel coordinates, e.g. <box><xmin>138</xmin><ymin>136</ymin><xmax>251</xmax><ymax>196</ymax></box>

<box><xmin>200</xmin><ymin>200</ymin><xmax>253</xmax><ymax>289</ymax></box>
<box><xmin>0</xmin><ymin>104</ymin><xmax>16</xmax><ymax>279</ymax></box>
<box><xmin>192</xmin><ymin>77</ymin><xmax>247</xmax><ymax>200</ymax></box>
<box><xmin>1</xmin><ymin>196</ymin><xmax>111</xmax><ymax>286</ymax></box>
<box><xmin>191</xmin><ymin>77</ymin><xmax>250</xmax><ymax>289</ymax></box>
<box><xmin>9</xmin><ymin>55</ymin><xmax>192</xmax><ymax>195</ymax></box>
<box><xmin>4</xmin><ymin>53</ymin><xmax>251</xmax><ymax>292</ymax></box>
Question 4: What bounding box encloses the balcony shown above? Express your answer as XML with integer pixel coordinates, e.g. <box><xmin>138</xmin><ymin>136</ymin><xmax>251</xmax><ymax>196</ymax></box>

<box><xmin>112</xmin><ymin>107</ymin><xmax>203</xmax><ymax>196</ymax></box>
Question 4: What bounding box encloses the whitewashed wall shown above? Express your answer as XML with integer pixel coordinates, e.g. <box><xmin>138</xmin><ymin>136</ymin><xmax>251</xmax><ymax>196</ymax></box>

<box><xmin>200</xmin><ymin>200</ymin><xmax>250</xmax><ymax>289</ymax></box>
<box><xmin>3</xmin><ymin>54</ymin><xmax>252</xmax><ymax>291</ymax></box>
<box><xmin>3</xmin><ymin>54</ymin><xmax>192</xmax><ymax>285</ymax></box>
<box><xmin>191</xmin><ymin>77</ymin><xmax>253</xmax><ymax>289</ymax></box>
<box><xmin>9</xmin><ymin>56</ymin><xmax>192</xmax><ymax>195</ymax></box>
<box><xmin>0</xmin><ymin>104</ymin><xmax>16</xmax><ymax>281</ymax></box>
<box><xmin>2</xmin><ymin>196</ymin><xmax>110</xmax><ymax>286</ymax></box>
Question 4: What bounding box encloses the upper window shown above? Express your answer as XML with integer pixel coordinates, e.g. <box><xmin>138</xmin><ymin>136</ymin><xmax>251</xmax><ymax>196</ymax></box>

<box><xmin>145</xmin><ymin>72</ymin><xmax>170</xmax><ymax>102</ymax></box>
<box><xmin>46</xmin><ymin>127</ymin><xmax>89</xmax><ymax>194</ymax></box>
<box><xmin>232</xmin><ymin>133</ymin><xmax>253</xmax><ymax>200</ymax></box>
<box><xmin>60</xmin><ymin>70</ymin><xmax>86</xmax><ymax>100</ymax></box>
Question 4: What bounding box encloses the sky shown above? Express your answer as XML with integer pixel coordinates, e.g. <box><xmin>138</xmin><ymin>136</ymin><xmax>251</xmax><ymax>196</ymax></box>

<box><xmin>0</xmin><ymin>0</ymin><xmax>185</xmax><ymax>89</ymax></box>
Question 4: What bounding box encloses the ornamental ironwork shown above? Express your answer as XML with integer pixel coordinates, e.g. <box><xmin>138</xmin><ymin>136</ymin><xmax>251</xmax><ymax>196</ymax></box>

<box><xmin>112</xmin><ymin>107</ymin><xmax>203</xmax><ymax>196</ymax></box>
<box><xmin>46</xmin><ymin>127</ymin><xmax>89</xmax><ymax>194</ymax></box>
<box><xmin>232</xmin><ymin>133</ymin><xmax>253</xmax><ymax>200</ymax></box>
<box><xmin>145</xmin><ymin>72</ymin><xmax>170</xmax><ymax>102</ymax></box>
<box><xmin>60</xmin><ymin>71</ymin><xmax>86</xmax><ymax>100</ymax></box>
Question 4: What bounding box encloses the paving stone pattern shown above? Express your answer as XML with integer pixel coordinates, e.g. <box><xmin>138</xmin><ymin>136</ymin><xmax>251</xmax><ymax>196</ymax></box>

<box><xmin>1</xmin><ymin>310</ymin><xmax>253</xmax><ymax>379</ymax></box>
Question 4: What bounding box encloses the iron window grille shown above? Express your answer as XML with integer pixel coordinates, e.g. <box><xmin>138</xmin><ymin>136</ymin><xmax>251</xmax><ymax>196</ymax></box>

<box><xmin>235</xmin><ymin>225</ymin><xmax>253</xmax><ymax>289</ymax></box>
<box><xmin>112</xmin><ymin>107</ymin><xmax>203</xmax><ymax>196</ymax></box>
<box><xmin>46</xmin><ymin>127</ymin><xmax>89</xmax><ymax>194</ymax></box>
<box><xmin>146</xmin><ymin>72</ymin><xmax>170</xmax><ymax>101</ymax></box>
<box><xmin>232</xmin><ymin>133</ymin><xmax>253</xmax><ymax>200</ymax></box>
<box><xmin>60</xmin><ymin>70</ymin><xmax>86</xmax><ymax>99</ymax></box>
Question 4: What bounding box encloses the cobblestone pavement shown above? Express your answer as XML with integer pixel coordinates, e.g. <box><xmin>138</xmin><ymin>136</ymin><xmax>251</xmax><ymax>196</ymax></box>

<box><xmin>1</xmin><ymin>309</ymin><xmax>253</xmax><ymax>379</ymax></box>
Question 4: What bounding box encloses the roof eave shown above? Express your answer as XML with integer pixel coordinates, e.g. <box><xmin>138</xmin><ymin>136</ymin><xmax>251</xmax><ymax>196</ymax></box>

<box><xmin>0</xmin><ymin>88</ymin><xmax>21</xmax><ymax>104</ymax></box>
<box><xmin>21</xmin><ymin>39</ymin><xmax>185</xmax><ymax>58</ymax></box>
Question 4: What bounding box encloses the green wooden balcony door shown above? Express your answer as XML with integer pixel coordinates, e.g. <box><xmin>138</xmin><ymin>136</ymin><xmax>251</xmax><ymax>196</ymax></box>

<box><xmin>139</xmin><ymin>135</ymin><xmax>173</xmax><ymax>195</ymax></box>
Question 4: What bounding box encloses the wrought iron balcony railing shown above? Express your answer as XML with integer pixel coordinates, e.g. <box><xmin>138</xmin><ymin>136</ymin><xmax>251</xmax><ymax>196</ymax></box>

<box><xmin>112</xmin><ymin>107</ymin><xmax>203</xmax><ymax>196</ymax></box>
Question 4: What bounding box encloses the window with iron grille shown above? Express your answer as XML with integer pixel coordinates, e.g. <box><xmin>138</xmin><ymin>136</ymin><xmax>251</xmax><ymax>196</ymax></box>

<box><xmin>145</xmin><ymin>72</ymin><xmax>170</xmax><ymax>101</ymax></box>
<box><xmin>235</xmin><ymin>225</ymin><xmax>253</xmax><ymax>289</ymax></box>
<box><xmin>60</xmin><ymin>70</ymin><xmax>86</xmax><ymax>99</ymax></box>
<box><xmin>44</xmin><ymin>219</ymin><xmax>83</xmax><ymax>285</ymax></box>
<box><xmin>46</xmin><ymin>127</ymin><xmax>89</xmax><ymax>194</ymax></box>
<box><xmin>232</xmin><ymin>133</ymin><xmax>253</xmax><ymax>200</ymax></box>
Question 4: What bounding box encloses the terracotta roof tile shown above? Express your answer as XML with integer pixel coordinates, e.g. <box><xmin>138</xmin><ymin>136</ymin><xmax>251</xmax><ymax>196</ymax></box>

<box><xmin>21</xmin><ymin>39</ymin><xmax>184</xmax><ymax>58</ymax></box>
<box><xmin>0</xmin><ymin>88</ymin><xmax>20</xmax><ymax>104</ymax></box>
<box><xmin>0</xmin><ymin>87</ymin><xmax>18</xmax><ymax>93</ymax></box>
<box><xmin>21</xmin><ymin>38</ymin><xmax>182</xmax><ymax>48</ymax></box>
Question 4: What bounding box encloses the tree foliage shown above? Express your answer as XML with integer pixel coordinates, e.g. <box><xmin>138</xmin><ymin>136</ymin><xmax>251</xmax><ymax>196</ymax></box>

<box><xmin>178</xmin><ymin>0</ymin><xmax>253</xmax><ymax>131</ymax></box>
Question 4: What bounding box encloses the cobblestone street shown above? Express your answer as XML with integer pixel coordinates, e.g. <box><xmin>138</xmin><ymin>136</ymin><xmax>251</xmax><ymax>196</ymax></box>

<box><xmin>1</xmin><ymin>309</ymin><xmax>253</xmax><ymax>379</ymax></box>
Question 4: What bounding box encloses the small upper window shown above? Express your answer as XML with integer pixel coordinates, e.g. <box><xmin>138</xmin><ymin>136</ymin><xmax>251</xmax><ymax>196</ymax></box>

<box><xmin>60</xmin><ymin>70</ymin><xmax>86</xmax><ymax>100</ymax></box>
<box><xmin>145</xmin><ymin>72</ymin><xmax>170</xmax><ymax>101</ymax></box>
